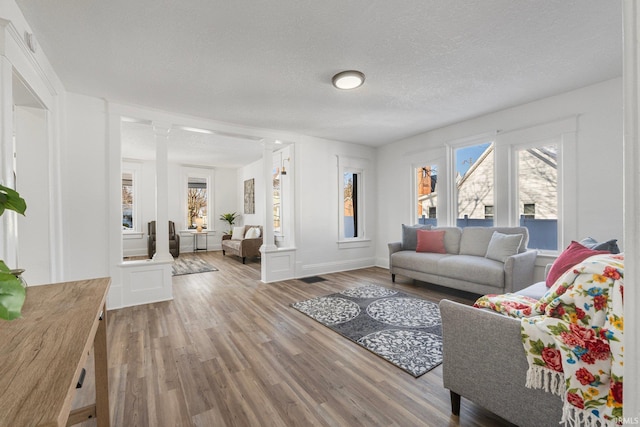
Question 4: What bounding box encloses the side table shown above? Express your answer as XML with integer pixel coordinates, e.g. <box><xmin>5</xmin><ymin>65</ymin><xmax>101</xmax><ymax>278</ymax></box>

<box><xmin>192</xmin><ymin>231</ymin><xmax>208</xmax><ymax>252</ymax></box>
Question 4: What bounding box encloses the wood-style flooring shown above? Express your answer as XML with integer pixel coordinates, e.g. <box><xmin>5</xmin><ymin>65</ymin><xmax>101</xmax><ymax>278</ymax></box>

<box><xmin>72</xmin><ymin>251</ymin><xmax>516</xmax><ymax>427</ymax></box>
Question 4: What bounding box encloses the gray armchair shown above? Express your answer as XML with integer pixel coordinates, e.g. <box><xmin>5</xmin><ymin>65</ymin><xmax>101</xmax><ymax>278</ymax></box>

<box><xmin>148</xmin><ymin>220</ymin><xmax>180</xmax><ymax>258</ymax></box>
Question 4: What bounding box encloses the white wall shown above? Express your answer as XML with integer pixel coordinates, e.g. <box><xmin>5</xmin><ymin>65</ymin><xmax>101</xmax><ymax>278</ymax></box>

<box><xmin>15</xmin><ymin>106</ymin><xmax>50</xmax><ymax>285</ymax></box>
<box><xmin>238</xmin><ymin>158</ymin><xmax>265</xmax><ymax>229</ymax></box>
<box><xmin>375</xmin><ymin>78</ymin><xmax>624</xmax><ymax>268</ymax></box>
<box><xmin>61</xmin><ymin>93</ymin><xmax>110</xmax><ymax>280</ymax></box>
<box><xmin>293</xmin><ymin>137</ymin><xmax>378</xmax><ymax>277</ymax></box>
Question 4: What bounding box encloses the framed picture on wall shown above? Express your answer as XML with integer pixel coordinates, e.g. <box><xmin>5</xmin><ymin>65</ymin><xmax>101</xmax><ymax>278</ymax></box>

<box><xmin>244</xmin><ymin>178</ymin><xmax>255</xmax><ymax>214</ymax></box>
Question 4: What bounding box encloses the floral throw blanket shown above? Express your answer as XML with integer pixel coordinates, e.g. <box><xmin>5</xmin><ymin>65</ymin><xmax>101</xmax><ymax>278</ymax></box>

<box><xmin>474</xmin><ymin>253</ymin><xmax>624</xmax><ymax>427</ymax></box>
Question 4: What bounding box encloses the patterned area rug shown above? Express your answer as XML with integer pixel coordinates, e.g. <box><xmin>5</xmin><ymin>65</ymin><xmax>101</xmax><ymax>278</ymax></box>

<box><xmin>291</xmin><ymin>284</ymin><xmax>442</xmax><ymax>377</ymax></box>
<box><xmin>172</xmin><ymin>254</ymin><xmax>218</xmax><ymax>276</ymax></box>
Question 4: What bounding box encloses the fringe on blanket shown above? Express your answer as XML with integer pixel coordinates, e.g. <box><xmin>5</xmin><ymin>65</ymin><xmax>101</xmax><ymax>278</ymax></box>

<box><xmin>562</xmin><ymin>403</ymin><xmax>618</xmax><ymax>427</ymax></box>
<box><xmin>525</xmin><ymin>365</ymin><xmax>564</xmax><ymax>396</ymax></box>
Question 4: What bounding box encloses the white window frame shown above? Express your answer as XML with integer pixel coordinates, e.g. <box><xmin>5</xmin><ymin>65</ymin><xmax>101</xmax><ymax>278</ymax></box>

<box><xmin>446</xmin><ymin>132</ymin><xmax>497</xmax><ymax>227</ymax></box>
<box><xmin>122</xmin><ymin>161</ymin><xmax>142</xmax><ymax>237</ymax></box>
<box><xmin>182</xmin><ymin>166</ymin><xmax>214</xmax><ymax>232</ymax></box>
<box><xmin>411</xmin><ymin>160</ymin><xmax>442</xmax><ymax>226</ymax></box>
<box><xmin>498</xmin><ymin>116</ymin><xmax>577</xmax><ymax>253</ymax></box>
<box><xmin>337</xmin><ymin>155</ymin><xmax>369</xmax><ymax>247</ymax></box>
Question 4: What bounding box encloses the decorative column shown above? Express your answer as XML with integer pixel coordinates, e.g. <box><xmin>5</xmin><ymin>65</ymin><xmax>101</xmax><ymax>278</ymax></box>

<box><xmin>623</xmin><ymin>0</ymin><xmax>639</xmax><ymax>419</ymax></box>
<box><xmin>152</xmin><ymin>121</ymin><xmax>173</xmax><ymax>262</ymax></box>
<box><xmin>260</xmin><ymin>139</ymin><xmax>278</xmax><ymax>281</ymax></box>
<box><xmin>0</xmin><ymin>53</ymin><xmax>17</xmax><ymax>267</ymax></box>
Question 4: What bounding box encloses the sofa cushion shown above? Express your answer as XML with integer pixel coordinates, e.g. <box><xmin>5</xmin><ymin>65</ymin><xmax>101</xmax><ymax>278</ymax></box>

<box><xmin>231</xmin><ymin>226</ymin><xmax>245</xmax><ymax>240</ymax></box>
<box><xmin>485</xmin><ymin>231</ymin><xmax>523</xmax><ymax>263</ymax></box>
<box><xmin>546</xmin><ymin>241</ymin><xmax>609</xmax><ymax>287</ymax></box>
<box><xmin>223</xmin><ymin>239</ymin><xmax>241</xmax><ymax>251</ymax></box>
<box><xmin>401</xmin><ymin>224</ymin><xmax>431</xmax><ymax>250</ymax></box>
<box><xmin>459</xmin><ymin>227</ymin><xmax>496</xmax><ymax>256</ymax></box>
<box><xmin>515</xmin><ymin>281</ymin><xmax>548</xmax><ymax>299</ymax></box>
<box><xmin>432</xmin><ymin>227</ymin><xmax>462</xmax><ymax>254</ymax></box>
<box><xmin>438</xmin><ymin>255</ymin><xmax>505</xmax><ymax>288</ymax></box>
<box><xmin>245</xmin><ymin>227</ymin><xmax>260</xmax><ymax>239</ymax></box>
<box><xmin>580</xmin><ymin>237</ymin><xmax>620</xmax><ymax>254</ymax></box>
<box><xmin>391</xmin><ymin>251</ymin><xmax>451</xmax><ymax>272</ymax></box>
<box><xmin>416</xmin><ymin>229</ymin><xmax>446</xmax><ymax>253</ymax></box>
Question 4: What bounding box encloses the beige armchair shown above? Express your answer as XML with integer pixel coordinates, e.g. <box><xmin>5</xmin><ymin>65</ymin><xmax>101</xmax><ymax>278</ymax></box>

<box><xmin>221</xmin><ymin>225</ymin><xmax>263</xmax><ymax>264</ymax></box>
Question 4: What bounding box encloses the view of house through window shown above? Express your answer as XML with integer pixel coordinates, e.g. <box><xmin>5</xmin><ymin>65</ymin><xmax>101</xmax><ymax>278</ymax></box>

<box><xmin>344</xmin><ymin>171</ymin><xmax>359</xmax><ymax>238</ymax></box>
<box><xmin>122</xmin><ymin>172</ymin><xmax>134</xmax><ymax>230</ymax></box>
<box><xmin>518</xmin><ymin>144</ymin><xmax>558</xmax><ymax>250</ymax></box>
<box><xmin>455</xmin><ymin>142</ymin><xmax>494</xmax><ymax>227</ymax></box>
<box><xmin>273</xmin><ymin>165</ymin><xmax>281</xmax><ymax>234</ymax></box>
<box><xmin>187</xmin><ymin>177</ymin><xmax>208</xmax><ymax>229</ymax></box>
<box><xmin>416</xmin><ymin>165</ymin><xmax>437</xmax><ymax>226</ymax></box>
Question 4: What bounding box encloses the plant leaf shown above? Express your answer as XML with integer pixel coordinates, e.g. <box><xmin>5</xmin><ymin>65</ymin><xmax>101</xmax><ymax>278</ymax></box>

<box><xmin>0</xmin><ymin>272</ymin><xmax>26</xmax><ymax>320</ymax></box>
<box><xmin>0</xmin><ymin>184</ymin><xmax>27</xmax><ymax>216</ymax></box>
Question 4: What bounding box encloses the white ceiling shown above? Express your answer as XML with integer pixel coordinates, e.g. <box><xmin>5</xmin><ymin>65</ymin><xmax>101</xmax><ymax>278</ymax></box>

<box><xmin>16</xmin><ymin>0</ymin><xmax>622</xmax><ymax>161</ymax></box>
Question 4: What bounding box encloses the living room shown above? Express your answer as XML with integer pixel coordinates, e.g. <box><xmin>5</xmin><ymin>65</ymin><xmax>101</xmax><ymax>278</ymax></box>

<box><xmin>0</xmin><ymin>0</ymin><xmax>638</xmax><ymax>425</ymax></box>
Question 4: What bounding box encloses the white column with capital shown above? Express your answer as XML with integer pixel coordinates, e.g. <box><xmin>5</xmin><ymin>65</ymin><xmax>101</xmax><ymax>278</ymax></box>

<box><xmin>152</xmin><ymin>121</ymin><xmax>174</xmax><ymax>262</ymax></box>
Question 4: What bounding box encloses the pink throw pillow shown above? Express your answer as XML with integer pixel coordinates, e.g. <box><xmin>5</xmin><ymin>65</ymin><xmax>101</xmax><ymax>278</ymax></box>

<box><xmin>545</xmin><ymin>241</ymin><xmax>609</xmax><ymax>287</ymax></box>
<box><xmin>416</xmin><ymin>229</ymin><xmax>446</xmax><ymax>254</ymax></box>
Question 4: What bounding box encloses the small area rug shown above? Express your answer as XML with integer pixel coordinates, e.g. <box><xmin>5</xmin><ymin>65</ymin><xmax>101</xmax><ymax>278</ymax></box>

<box><xmin>291</xmin><ymin>284</ymin><xmax>442</xmax><ymax>377</ymax></box>
<box><xmin>172</xmin><ymin>254</ymin><xmax>218</xmax><ymax>276</ymax></box>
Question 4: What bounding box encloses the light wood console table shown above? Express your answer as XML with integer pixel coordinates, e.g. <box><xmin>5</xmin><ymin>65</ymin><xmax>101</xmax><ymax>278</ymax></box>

<box><xmin>0</xmin><ymin>277</ymin><xmax>111</xmax><ymax>427</ymax></box>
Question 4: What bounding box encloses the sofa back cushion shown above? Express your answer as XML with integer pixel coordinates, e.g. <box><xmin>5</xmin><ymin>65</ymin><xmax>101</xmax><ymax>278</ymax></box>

<box><xmin>432</xmin><ymin>227</ymin><xmax>462</xmax><ymax>254</ymax></box>
<box><xmin>231</xmin><ymin>226</ymin><xmax>245</xmax><ymax>240</ymax></box>
<box><xmin>485</xmin><ymin>231</ymin><xmax>524</xmax><ymax>262</ymax></box>
<box><xmin>416</xmin><ymin>229</ymin><xmax>447</xmax><ymax>253</ymax></box>
<box><xmin>401</xmin><ymin>224</ymin><xmax>432</xmax><ymax>250</ymax></box>
<box><xmin>459</xmin><ymin>226</ymin><xmax>529</xmax><ymax>256</ymax></box>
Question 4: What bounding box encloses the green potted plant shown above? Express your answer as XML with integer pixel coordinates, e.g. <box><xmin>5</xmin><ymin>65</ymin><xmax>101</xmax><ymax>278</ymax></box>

<box><xmin>0</xmin><ymin>184</ymin><xmax>27</xmax><ymax>321</ymax></box>
<box><xmin>219</xmin><ymin>212</ymin><xmax>239</xmax><ymax>234</ymax></box>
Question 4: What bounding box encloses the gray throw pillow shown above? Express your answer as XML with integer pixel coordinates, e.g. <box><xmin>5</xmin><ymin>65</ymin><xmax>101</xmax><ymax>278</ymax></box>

<box><xmin>579</xmin><ymin>237</ymin><xmax>620</xmax><ymax>254</ymax></box>
<box><xmin>485</xmin><ymin>231</ymin><xmax>523</xmax><ymax>263</ymax></box>
<box><xmin>401</xmin><ymin>224</ymin><xmax>431</xmax><ymax>250</ymax></box>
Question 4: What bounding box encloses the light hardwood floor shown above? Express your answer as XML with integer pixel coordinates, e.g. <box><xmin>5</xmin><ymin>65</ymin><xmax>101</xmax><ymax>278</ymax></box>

<box><xmin>72</xmin><ymin>251</ymin><xmax>516</xmax><ymax>427</ymax></box>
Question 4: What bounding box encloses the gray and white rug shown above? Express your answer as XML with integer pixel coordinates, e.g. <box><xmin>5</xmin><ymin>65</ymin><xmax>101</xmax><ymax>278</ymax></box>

<box><xmin>291</xmin><ymin>284</ymin><xmax>442</xmax><ymax>377</ymax></box>
<box><xmin>172</xmin><ymin>254</ymin><xmax>218</xmax><ymax>276</ymax></box>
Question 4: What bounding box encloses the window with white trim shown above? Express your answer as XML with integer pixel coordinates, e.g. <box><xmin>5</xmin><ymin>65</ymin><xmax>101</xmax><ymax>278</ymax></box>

<box><xmin>415</xmin><ymin>165</ymin><xmax>438</xmax><ymax>226</ymax></box>
<box><xmin>454</xmin><ymin>141</ymin><xmax>494</xmax><ymax>227</ymax></box>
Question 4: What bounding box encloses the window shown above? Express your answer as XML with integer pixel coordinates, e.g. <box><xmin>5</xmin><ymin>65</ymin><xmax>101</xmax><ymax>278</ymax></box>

<box><xmin>517</xmin><ymin>144</ymin><xmax>558</xmax><ymax>250</ymax></box>
<box><xmin>484</xmin><ymin>205</ymin><xmax>494</xmax><ymax>220</ymax></box>
<box><xmin>122</xmin><ymin>172</ymin><xmax>134</xmax><ymax>230</ymax></box>
<box><xmin>187</xmin><ymin>177</ymin><xmax>208</xmax><ymax>229</ymax></box>
<box><xmin>455</xmin><ymin>141</ymin><xmax>494</xmax><ymax>227</ymax></box>
<box><xmin>343</xmin><ymin>171</ymin><xmax>360</xmax><ymax>238</ymax></box>
<box><xmin>523</xmin><ymin>203</ymin><xmax>536</xmax><ymax>219</ymax></box>
<box><xmin>416</xmin><ymin>165</ymin><xmax>438</xmax><ymax>226</ymax></box>
<box><xmin>273</xmin><ymin>164</ymin><xmax>281</xmax><ymax>234</ymax></box>
<box><xmin>338</xmin><ymin>155</ymin><xmax>367</xmax><ymax>243</ymax></box>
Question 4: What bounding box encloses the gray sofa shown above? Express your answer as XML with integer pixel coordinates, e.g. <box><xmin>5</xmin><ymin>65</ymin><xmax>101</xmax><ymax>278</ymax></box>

<box><xmin>440</xmin><ymin>279</ymin><xmax>563</xmax><ymax>427</ymax></box>
<box><xmin>388</xmin><ymin>226</ymin><xmax>537</xmax><ymax>295</ymax></box>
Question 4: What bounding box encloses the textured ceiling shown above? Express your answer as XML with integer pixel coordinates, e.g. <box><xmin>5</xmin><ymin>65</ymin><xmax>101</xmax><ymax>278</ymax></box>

<box><xmin>16</xmin><ymin>0</ymin><xmax>622</xmax><ymax>150</ymax></box>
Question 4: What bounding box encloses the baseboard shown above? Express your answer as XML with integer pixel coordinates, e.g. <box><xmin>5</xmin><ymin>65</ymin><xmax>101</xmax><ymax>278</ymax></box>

<box><xmin>297</xmin><ymin>257</ymin><xmax>376</xmax><ymax>278</ymax></box>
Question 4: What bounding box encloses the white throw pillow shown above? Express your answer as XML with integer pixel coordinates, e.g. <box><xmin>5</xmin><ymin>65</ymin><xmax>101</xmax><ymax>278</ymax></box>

<box><xmin>244</xmin><ymin>227</ymin><xmax>259</xmax><ymax>239</ymax></box>
<box><xmin>231</xmin><ymin>226</ymin><xmax>245</xmax><ymax>240</ymax></box>
<box><xmin>485</xmin><ymin>231</ymin><xmax>523</xmax><ymax>263</ymax></box>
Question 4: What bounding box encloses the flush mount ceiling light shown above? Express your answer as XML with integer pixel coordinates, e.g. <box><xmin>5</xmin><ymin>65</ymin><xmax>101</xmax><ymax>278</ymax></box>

<box><xmin>332</xmin><ymin>70</ymin><xmax>365</xmax><ymax>90</ymax></box>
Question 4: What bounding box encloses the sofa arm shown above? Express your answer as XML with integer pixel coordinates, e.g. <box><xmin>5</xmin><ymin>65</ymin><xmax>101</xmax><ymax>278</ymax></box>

<box><xmin>388</xmin><ymin>242</ymin><xmax>402</xmax><ymax>273</ymax></box>
<box><xmin>504</xmin><ymin>249</ymin><xmax>538</xmax><ymax>293</ymax></box>
<box><xmin>240</xmin><ymin>237</ymin><xmax>263</xmax><ymax>257</ymax></box>
<box><xmin>439</xmin><ymin>299</ymin><xmax>562</xmax><ymax>426</ymax></box>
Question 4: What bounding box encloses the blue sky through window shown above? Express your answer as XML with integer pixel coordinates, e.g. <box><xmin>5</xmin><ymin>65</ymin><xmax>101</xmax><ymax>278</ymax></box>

<box><xmin>455</xmin><ymin>142</ymin><xmax>491</xmax><ymax>176</ymax></box>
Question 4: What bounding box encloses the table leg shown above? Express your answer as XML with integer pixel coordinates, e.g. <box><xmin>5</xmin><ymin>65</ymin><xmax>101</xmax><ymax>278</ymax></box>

<box><xmin>95</xmin><ymin>304</ymin><xmax>110</xmax><ymax>427</ymax></box>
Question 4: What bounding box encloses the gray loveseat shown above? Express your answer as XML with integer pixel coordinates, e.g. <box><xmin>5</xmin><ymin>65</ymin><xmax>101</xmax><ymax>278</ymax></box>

<box><xmin>388</xmin><ymin>226</ymin><xmax>537</xmax><ymax>295</ymax></box>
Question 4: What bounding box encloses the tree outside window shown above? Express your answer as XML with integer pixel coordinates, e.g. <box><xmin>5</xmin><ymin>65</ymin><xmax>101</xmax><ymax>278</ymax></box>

<box><xmin>122</xmin><ymin>172</ymin><xmax>134</xmax><ymax>230</ymax></box>
<box><xmin>187</xmin><ymin>177</ymin><xmax>208</xmax><ymax>229</ymax></box>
